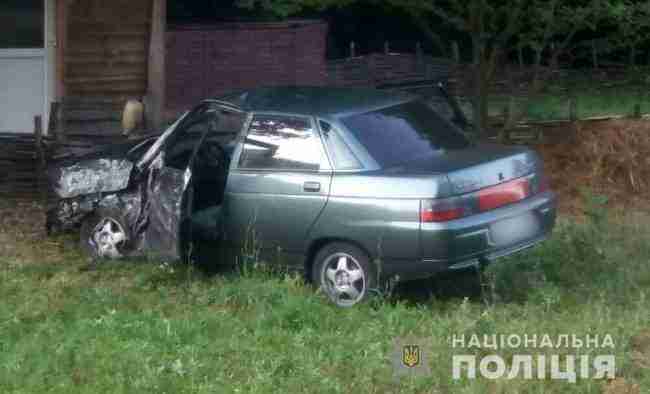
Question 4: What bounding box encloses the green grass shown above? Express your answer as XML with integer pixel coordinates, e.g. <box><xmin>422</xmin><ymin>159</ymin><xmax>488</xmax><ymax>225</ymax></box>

<box><xmin>487</xmin><ymin>88</ymin><xmax>650</xmax><ymax>122</ymax></box>
<box><xmin>484</xmin><ymin>73</ymin><xmax>650</xmax><ymax>122</ymax></box>
<box><xmin>1</xmin><ymin>208</ymin><xmax>649</xmax><ymax>393</ymax></box>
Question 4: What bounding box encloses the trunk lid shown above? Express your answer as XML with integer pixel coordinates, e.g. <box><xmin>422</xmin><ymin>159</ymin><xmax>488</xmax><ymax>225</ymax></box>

<box><xmin>442</xmin><ymin>144</ymin><xmax>540</xmax><ymax>196</ymax></box>
<box><xmin>387</xmin><ymin>143</ymin><xmax>541</xmax><ymax>197</ymax></box>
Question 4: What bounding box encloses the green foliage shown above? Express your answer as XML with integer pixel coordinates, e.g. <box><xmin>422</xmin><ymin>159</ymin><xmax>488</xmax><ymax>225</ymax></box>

<box><xmin>607</xmin><ymin>0</ymin><xmax>650</xmax><ymax>51</ymax></box>
<box><xmin>235</xmin><ymin>0</ymin><xmax>638</xmax><ymax>135</ymax></box>
<box><xmin>235</xmin><ymin>0</ymin><xmax>352</xmax><ymax>19</ymax></box>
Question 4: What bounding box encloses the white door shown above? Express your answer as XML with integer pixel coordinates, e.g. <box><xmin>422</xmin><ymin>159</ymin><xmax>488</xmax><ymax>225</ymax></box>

<box><xmin>0</xmin><ymin>1</ymin><xmax>47</xmax><ymax>134</ymax></box>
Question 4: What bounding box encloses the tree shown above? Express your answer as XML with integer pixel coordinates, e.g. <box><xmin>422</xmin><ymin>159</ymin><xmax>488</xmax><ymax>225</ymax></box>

<box><xmin>420</xmin><ymin>1</ymin><xmax>525</xmax><ymax>135</ymax></box>
<box><xmin>520</xmin><ymin>0</ymin><xmax>601</xmax><ymax>91</ymax></box>
<box><xmin>235</xmin><ymin>0</ymin><xmax>611</xmax><ymax>135</ymax></box>
<box><xmin>498</xmin><ymin>0</ymin><xmax>604</xmax><ymax>131</ymax></box>
<box><xmin>236</xmin><ymin>0</ymin><xmax>524</xmax><ymax>134</ymax></box>
<box><xmin>607</xmin><ymin>1</ymin><xmax>650</xmax><ymax>67</ymax></box>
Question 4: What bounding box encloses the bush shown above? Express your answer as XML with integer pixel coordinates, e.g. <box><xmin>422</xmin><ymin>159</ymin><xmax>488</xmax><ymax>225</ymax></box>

<box><xmin>482</xmin><ymin>191</ymin><xmax>650</xmax><ymax>307</ymax></box>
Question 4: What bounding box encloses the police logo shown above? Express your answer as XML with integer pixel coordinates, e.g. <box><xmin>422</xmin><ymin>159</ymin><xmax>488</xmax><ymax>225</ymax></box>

<box><xmin>402</xmin><ymin>345</ymin><xmax>420</xmax><ymax>368</ymax></box>
<box><xmin>392</xmin><ymin>335</ymin><xmax>431</xmax><ymax>379</ymax></box>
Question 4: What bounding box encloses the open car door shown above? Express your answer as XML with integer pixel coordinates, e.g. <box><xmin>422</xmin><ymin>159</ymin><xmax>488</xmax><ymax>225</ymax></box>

<box><xmin>142</xmin><ymin>154</ymin><xmax>191</xmax><ymax>261</ymax></box>
<box><xmin>140</xmin><ymin>102</ymin><xmax>246</xmax><ymax>261</ymax></box>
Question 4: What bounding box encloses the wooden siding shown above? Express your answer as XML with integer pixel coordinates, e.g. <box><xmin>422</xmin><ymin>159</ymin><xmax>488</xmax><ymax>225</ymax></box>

<box><xmin>63</xmin><ymin>0</ymin><xmax>152</xmax><ymax>135</ymax></box>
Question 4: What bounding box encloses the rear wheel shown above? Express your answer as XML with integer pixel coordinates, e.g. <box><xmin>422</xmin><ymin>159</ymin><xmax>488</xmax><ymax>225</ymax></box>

<box><xmin>80</xmin><ymin>208</ymin><xmax>133</xmax><ymax>260</ymax></box>
<box><xmin>312</xmin><ymin>242</ymin><xmax>377</xmax><ymax>307</ymax></box>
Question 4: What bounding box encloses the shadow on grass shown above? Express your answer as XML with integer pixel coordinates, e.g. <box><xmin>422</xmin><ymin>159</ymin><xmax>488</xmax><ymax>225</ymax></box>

<box><xmin>100</xmin><ymin>204</ymin><xmax>650</xmax><ymax>311</ymax></box>
<box><xmin>189</xmin><ymin>239</ymin><xmax>486</xmax><ymax>305</ymax></box>
<box><xmin>390</xmin><ymin>269</ymin><xmax>484</xmax><ymax>305</ymax></box>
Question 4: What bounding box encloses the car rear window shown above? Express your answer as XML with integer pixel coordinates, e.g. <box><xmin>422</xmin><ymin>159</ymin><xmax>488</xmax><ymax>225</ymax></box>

<box><xmin>341</xmin><ymin>100</ymin><xmax>469</xmax><ymax>168</ymax></box>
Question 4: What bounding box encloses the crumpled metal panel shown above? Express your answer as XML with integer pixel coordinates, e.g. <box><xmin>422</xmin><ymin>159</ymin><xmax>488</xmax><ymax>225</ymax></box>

<box><xmin>46</xmin><ymin>154</ymin><xmax>191</xmax><ymax>261</ymax></box>
<box><xmin>47</xmin><ymin>194</ymin><xmax>99</xmax><ymax>232</ymax></box>
<box><xmin>46</xmin><ymin>145</ymin><xmax>201</xmax><ymax>261</ymax></box>
<box><xmin>51</xmin><ymin>158</ymin><xmax>133</xmax><ymax>199</ymax></box>
<box><xmin>142</xmin><ymin>156</ymin><xmax>189</xmax><ymax>261</ymax></box>
<box><xmin>46</xmin><ymin>189</ymin><xmax>144</xmax><ymax>237</ymax></box>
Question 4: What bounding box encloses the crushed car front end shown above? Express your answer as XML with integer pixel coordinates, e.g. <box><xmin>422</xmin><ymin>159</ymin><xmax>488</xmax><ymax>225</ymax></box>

<box><xmin>45</xmin><ymin>135</ymin><xmax>157</xmax><ymax>234</ymax></box>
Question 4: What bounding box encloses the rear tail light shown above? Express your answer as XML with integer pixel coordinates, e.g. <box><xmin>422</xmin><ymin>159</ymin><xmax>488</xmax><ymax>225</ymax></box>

<box><xmin>420</xmin><ymin>197</ymin><xmax>468</xmax><ymax>222</ymax></box>
<box><xmin>477</xmin><ymin>178</ymin><xmax>530</xmax><ymax>212</ymax></box>
<box><xmin>420</xmin><ymin>175</ymin><xmax>548</xmax><ymax>223</ymax></box>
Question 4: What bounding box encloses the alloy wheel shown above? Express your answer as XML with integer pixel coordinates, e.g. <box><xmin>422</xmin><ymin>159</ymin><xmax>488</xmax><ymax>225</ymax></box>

<box><xmin>90</xmin><ymin>217</ymin><xmax>127</xmax><ymax>259</ymax></box>
<box><xmin>320</xmin><ymin>252</ymin><xmax>367</xmax><ymax>307</ymax></box>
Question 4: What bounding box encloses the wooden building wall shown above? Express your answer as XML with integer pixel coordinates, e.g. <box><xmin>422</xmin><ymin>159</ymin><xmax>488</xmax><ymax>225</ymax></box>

<box><xmin>62</xmin><ymin>0</ymin><xmax>153</xmax><ymax>135</ymax></box>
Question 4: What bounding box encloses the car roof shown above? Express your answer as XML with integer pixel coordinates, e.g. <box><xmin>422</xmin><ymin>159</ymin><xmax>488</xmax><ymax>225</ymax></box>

<box><xmin>215</xmin><ymin>86</ymin><xmax>415</xmax><ymax>118</ymax></box>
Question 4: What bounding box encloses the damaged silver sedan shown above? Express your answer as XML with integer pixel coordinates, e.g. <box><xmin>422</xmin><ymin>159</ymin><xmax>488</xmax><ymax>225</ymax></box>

<box><xmin>47</xmin><ymin>87</ymin><xmax>556</xmax><ymax>307</ymax></box>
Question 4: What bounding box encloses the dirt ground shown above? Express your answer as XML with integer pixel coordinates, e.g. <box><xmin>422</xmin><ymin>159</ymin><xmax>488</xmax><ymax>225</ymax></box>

<box><xmin>0</xmin><ymin>199</ymin><xmax>45</xmax><ymax>238</ymax></box>
<box><xmin>534</xmin><ymin>119</ymin><xmax>650</xmax><ymax>216</ymax></box>
<box><xmin>0</xmin><ymin>198</ymin><xmax>70</xmax><ymax>265</ymax></box>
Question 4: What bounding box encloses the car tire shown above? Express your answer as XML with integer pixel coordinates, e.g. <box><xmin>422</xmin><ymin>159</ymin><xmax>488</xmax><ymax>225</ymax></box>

<box><xmin>80</xmin><ymin>208</ymin><xmax>133</xmax><ymax>260</ymax></box>
<box><xmin>312</xmin><ymin>242</ymin><xmax>377</xmax><ymax>307</ymax></box>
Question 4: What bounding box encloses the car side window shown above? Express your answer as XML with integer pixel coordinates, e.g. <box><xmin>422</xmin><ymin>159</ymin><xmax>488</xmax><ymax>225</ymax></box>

<box><xmin>238</xmin><ymin>114</ymin><xmax>325</xmax><ymax>171</ymax></box>
<box><xmin>319</xmin><ymin>120</ymin><xmax>362</xmax><ymax>171</ymax></box>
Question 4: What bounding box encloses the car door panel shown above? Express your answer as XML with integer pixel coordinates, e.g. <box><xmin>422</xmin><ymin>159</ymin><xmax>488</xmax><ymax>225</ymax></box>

<box><xmin>224</xmin><ymin>171</ymin><xmax>331</xmax><ymax>258</ymax></box>
<box><xmin>223</xmin><ymin>113</ymin><xmax>333</xmax><ymax>265</ymax></box>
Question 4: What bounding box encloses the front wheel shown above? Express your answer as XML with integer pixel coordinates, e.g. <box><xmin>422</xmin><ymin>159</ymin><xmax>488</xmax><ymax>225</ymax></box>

<box><xmin>312</xmin><ymin>243</ymin><xmax>377</xmax><ymax>307</ymax></box>
<box><xmin>80</xmin><ymin>208</ymin><xmax>133</xmax><ymax>260</ymax></box>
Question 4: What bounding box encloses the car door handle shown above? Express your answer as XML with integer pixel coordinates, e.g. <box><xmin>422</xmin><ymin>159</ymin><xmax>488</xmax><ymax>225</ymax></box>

<box><xmin>303</xmin><ymin>181</ymin><xmax>321</xmax><ymax>192</ymax></box>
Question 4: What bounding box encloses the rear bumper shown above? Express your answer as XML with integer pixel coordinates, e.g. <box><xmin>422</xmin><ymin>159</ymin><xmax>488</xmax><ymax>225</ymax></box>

<box><xmin>382</xmin><ymin>191</ymin><xmax>556</xmax><ymax>281</ymax></box>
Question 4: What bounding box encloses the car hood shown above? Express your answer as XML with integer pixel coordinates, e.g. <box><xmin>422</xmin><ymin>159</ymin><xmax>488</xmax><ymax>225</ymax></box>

<box><xmin>53</xmin><ymin>134</ymin><xmax>160</xmax><ymax>165</ymax></box>
<box><xmin>48</xmin><ymin>135</ymin><xmax>160</xmax><ymax>200</ymax></box>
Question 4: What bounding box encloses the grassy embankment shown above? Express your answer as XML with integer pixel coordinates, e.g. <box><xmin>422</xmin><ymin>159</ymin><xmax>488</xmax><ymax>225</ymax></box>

<box><xmin>487</xmin><ymin>73</ymin><xmax>650</xmax><ymax>122</ymax></box>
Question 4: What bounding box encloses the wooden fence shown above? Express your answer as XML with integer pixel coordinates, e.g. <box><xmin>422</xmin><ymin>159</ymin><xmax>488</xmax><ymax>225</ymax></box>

<box><xmin>326</xmin><ymin>51</ymin><xmax>452</xmax><ymax>88</ymax></box>
<box><xmin>0</xmin><ymin>110</ymin><xmax>135</xmax><ymax>201</ymax></box>
<box><xmin>0</xmin><ymin>118</ymin><xmax>49</xmax><ymax>199</ymax></box>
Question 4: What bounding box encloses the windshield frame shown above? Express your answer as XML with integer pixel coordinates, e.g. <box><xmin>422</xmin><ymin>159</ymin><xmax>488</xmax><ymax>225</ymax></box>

<box><xmin>136</xmin><ymin>101</ymin><xmax>246</xmax><ymax>171</ymax></box>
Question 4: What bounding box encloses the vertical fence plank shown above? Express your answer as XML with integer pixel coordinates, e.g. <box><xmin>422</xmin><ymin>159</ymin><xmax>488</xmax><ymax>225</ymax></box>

<box><xmin>569</xmin><ymin>95</ymin><xmax>578</xmax><ymax>121</ymax></box>
<box><xmin>146</xmin><ymin>0</ymin><xmax>167</xmax><ymax>131</ymax></box>
<box><xmin>451</xmin><ymin>41</ymin><xmax>460</xmax><ymax>65</ymax></box>
<box><xmin>34</xmin><ymin>116</ymin><xmax>46</xmax><ymax>204</ymax></box>
<box><xmin>47</xmin><ymin>102</ymin><xmax>59</xmax><ymax>139</ymax></box>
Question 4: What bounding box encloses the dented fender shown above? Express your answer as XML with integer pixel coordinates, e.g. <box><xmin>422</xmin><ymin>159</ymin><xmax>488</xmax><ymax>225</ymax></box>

<box><xmin>49</xmin><ymin>158</ymin><xmax>134</xmax><ymax>199</ymax></box>
<box><xmin>46</xmin><ymin>188</ymin><xmax>144</xmax><ymax>235</ymax></box>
